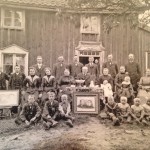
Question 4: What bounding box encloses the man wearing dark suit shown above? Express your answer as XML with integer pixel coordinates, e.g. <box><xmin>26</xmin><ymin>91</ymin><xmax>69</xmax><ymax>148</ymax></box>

<box><xmin>52</xmin><ymin>56</ymin><xmax>68</xmax><ymax>80</ymax></box>
<box><xmin>9</xmin><ymin>65</ymin><xmax>26</xmax><ymax>114</ymax></box>
<box><xmin>125</xmin><ymin>54</ymin><xmax>141</xmax><ymax>94</ymax></box>
<box><xmin>0</xmin><ymin>67</ymin><xmax>9</xmax><ymax>90</ymax></box>
<box><xmin>102</xmin><ymin>54</ymin><xmax>118</xmax><ymax>80</ymax></box>
<box><xmin>69</xmin><ymin>55</ymin><xmax>83</xmax><ymax>79</ymax></box>
<box><xmin>32</xmin><ymin>56</ymin><xmax>47</xmax><ymax>79</ymax></box>
<box><xmin>86</xmin><ymin>56</ymin><xmax>99</xmax><ymax>82</ymax></box>
<box><xmin>77</xmin><ymin>66</ymin><xmax>91</xmax><ymax>87</ymax></box>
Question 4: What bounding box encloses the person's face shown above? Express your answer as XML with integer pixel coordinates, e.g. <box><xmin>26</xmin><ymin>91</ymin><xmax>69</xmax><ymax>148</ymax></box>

<box><xmin>103</xmin><ymin>69</ymin><xmax>109</xmax><ymax>75</ymax></box>
<box><xmin>28</xmin><ymin>96</ymin><xmax>35</xmax><ymax>105</ymax></box>
<box><xmin>128</xmin><ymin>54</ymin><xmax>134</xmax><ymax>62</ymax></box>
<box><xmin>147</xmin><ymin>100</ymin><xmax>150</xmax><ymax>106</ymax></box>
<box><xmin>125</xmin><ymin>77</ymin><xmax>130</xmax><ymax>82</ymax></box>
<box><xmin>58</xmin><ymin>57</ymin><xmax>64</xmax><ymax>63</ymax></box>
<box><xmin>95</xmin><ymin>59</ymin><xmax>98</xmax><ymax>64</ymax></box>
<box><xmin>45</xmin><ymin>69</ymin><xmax>51</xmax><ymax>75</ymax></box>
<box><xmin>61</xmin><ymin>95</ymin><xmax>68</xmax><ymax>103</ymax></box>
<box><xmin>74</xmin><ymin>56</ymin><xmax>78</xmax><ymax>62</ymax></box>
<box><xmin>89</xmin><ymin>57</ymin><xmax>94</xmax><ymax>63</ymax></box>
<box><xmin>146</xmin><ymin>69</ymin><xmax>150</xmax><ymax>76</ymax></box>
<box><xmin>134</xmin><ymin>99</ymin><xmax>140</xmax><ymax>106</ymax></box>
<box><xmin>37</xmin><ymin>57</ymin><xmax>42</xmax><ymax>64</ymax></box>
<box><xmin>108</xmin><ymin>98</ymin><xmax>114</xmax><ymax>105</ymax></box>
<box><xmin>64</xmin><ymin>70</ymin><xmax>70</xmax><ymax>76</ymax></box>
<box><xmin>15</xmin><ymin>66</ymin><xmax>20</xmax><ymax>73</ymax></box>
<box><xmin>82</xmin><ymin>68</ymin><xmax>88</xmax><ymax>74</ymax></box>
<box><xmin>30</xmin><ymin>69</ymin><xmax>35</xmax><ymax>75</ymax></box>
<box><xmin>103</xmin><ymin>80</ymin><xmax>108</xmax><ymax>85</ymax></box>
<box><xmin>108</xmin><ymin>55</ymin><xmax>112</xmax><ymax>62</ymax></box>
<box><xmin>121</xmin><ymin>98</ymin><xmax>127</xmax><ymax>104</ymax></box>
<box><xmin>87</xmin><ymin>100</ymin><xmax>92</xmax><ymax>106</ymax></box>
<box><xmin>48</xmin><ymin>93</ymin><xmax>55</xmax><ymax>102</ymax></box>
<box><xmin>120</xmin><ymin>67</ymin><xmax>125</xmax><ymax>73</ymax></box>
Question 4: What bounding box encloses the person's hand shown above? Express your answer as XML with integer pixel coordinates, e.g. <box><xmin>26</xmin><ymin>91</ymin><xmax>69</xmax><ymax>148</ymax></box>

<box><xmin>30</xmin><ymin>117</ymin><xmax>36</xmax><ymax>122</ymax></box>
<box><xmin>109</xmin><ymin>113</ymin><xmax>114</xmax><ymax>117</ymax></box>
<box><xmin>47</xmin><ymin>115</ymin><xmax>51</xmax><ymax>119</ymax></box>
<box><xmin>25</xmin><ymin>120</ymin><xmax>30</xmax><ymax>125</ymax></box>
<box><xmin>21</xmin><ymin>91</ymin><xmax>25</xmax><ymax>95</ymax></box>
<box><xmin>39</xmin><ymin>93</ymin><xmax>42</xmax><ymax>98</ymax></box>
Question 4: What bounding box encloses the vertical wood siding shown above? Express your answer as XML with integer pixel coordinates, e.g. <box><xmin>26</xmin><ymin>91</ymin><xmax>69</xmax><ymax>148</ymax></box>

<box><xmin>0</xmin><ymin>8</ymin><xmax>150</xmax><ymax>75</ymax></box>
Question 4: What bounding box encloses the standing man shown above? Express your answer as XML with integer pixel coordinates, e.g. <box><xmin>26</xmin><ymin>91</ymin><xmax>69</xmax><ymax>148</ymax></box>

<box><xmin>32</xmin><ymin>56</ymin><xmax>47</xmax><ymax>79</ymax></box>
<box><xmin>69</xmin><ymin>55</ymin><xmax>83</xmax><ymax>79</ymax></box>
<box><xmin>125</xmin><ymin>54</ymin><xmax>141</xmax><ymax>95</ymax></box>
<box><xmin>0</xmin><ymin>67</ymin><xmax>9</xmax><ymax>90</ymax></box>
<box><xmin>102</xmin><ymin>54</ymin><xmax>118</xmax><ymax>80</ymax></box>
<box><xmin>52</xmin><ymin>56</ymin><xmax>68</xmax><ymax>80</ymax></box>
<box><xmin>86</xmin><ymin>56</ymin><xmax>99</xmax><ymax>82</ymax></box>
<box><xmin>9</xmin><ymin>65</ymin><xmax>26</xmax><ymax>114</ymax></box>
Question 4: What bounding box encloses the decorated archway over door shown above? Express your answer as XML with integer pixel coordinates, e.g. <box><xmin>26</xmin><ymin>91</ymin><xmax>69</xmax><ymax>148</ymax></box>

<box><xmin>0</xmin><ymin>44</ymin><xmax>29</xmax><ymax>75</ymax></box>
<box><xmin>75</xmin><ymin>41</ymin><xmax>105</xmax><ymax>73</ymax></box>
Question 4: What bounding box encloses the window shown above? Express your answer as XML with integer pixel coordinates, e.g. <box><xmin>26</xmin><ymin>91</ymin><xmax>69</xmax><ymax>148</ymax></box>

<box><xmin>80</xmin><ymin>15</ymin><xmax>100</xmax><ymax>42</ymax></box>
<box><xmin>1</xmin><ymin>8</ymin><xmax>25</xmax><ymax>29</ymax></box>
<box><xmin>146</xmin><ymin>52</ymin><xmax>150</xmax><ymax>69</ymax></box>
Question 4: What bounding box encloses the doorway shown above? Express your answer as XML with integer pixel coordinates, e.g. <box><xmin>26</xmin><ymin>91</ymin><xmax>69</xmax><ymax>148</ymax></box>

<box><xmin>79</xmin><ymin>56</ymin><xmax>100</xmax><ymax>65</ymax></box>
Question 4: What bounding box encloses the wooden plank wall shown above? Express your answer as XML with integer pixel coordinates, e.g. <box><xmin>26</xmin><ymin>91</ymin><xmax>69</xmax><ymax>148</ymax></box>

<box><xmin>0</xmin><ymin>8</ymin><xmax>150</xmax><ymax>75</ymax></box>
<box><xmin>0</xmin><ymin>9</ymin><xmax>80</xmax><ymax>69</ymax></box>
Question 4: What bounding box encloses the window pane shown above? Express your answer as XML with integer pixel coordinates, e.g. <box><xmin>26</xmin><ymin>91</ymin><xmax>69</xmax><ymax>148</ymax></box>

<box><xmin>14</xmin><ymin>18</ymin><xmax>22</xmax><ymax>27</ymax></box>
<box><xmin>3</xmin><ymin>54</ymin><xmax>13</xmax><ymax>75</ymax></box>
<box><xmin>4</xmin><ymin>9</ymin><xmax>12</xmax><ymax>18</ymax></box>
<box><xmin>148</xmin><ymin>53</ymin><xmax>150</xmax><ymax>68</ymax></box>
<box><xmin>16</xmin><ymin>54</ymin><xmax>25</xmax><ymax>73</ymax></box>
<box><xmin>4</xmin><ymin>18</ymin><xmax>12</xmax><ymax>26</ymax></box>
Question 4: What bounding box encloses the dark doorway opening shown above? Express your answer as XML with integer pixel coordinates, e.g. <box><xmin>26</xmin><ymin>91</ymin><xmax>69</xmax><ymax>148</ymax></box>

<box><xmin>79</xmin><ymin>56</ymin><xmax>100</xmax><ymax>65</ymax></box>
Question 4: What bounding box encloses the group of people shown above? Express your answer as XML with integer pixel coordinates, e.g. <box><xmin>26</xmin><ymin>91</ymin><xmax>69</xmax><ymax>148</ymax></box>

<box><xmin>0</xmin><ymin>53</ymin><xmax>150</xmax><ymax>128</ymax></box>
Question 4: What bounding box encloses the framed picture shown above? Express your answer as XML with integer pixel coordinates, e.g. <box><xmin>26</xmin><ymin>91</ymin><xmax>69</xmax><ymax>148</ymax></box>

<box><xmin>73</xmin><ymin>92</ymin><xmax>99</xmax><ymax>114</ymax></box>
<box><xmin>0</xmin><ymin>90</ymin><xmax>19</xmax><ymax>108</ymax></box>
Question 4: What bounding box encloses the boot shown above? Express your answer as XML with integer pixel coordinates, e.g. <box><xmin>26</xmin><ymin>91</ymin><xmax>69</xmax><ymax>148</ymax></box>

<box><xmin>113</xmin><ymin>118</ymin><xmax>120</xmax><ymax>126</ymax></box>
<box><xmin>66</xmin><ymin>119</ymin><xmax>73</xmax><ymax>128</ymax></box>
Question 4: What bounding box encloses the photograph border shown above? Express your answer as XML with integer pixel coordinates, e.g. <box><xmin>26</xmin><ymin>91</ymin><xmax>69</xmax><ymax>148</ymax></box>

<box><xmin>0</xmin><ymin>90</ymin><xmax>19</xmax><ymax>108</ymax></box>
<box><xmin>73</xmin><ymin>92</ymin><xmax>99</xmax><ymax>114</ymax></box>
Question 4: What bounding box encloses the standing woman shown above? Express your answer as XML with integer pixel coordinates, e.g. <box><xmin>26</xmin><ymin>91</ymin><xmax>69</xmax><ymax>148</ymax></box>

<box><xmin>41</xmin><ymin>67</ymin><xmax>56</xmax><ymax>103</ymax></box>
<box><xmin>138</xmin><ymin>68</ymin><xmax>150</xmax><ymax>104</ymax></box>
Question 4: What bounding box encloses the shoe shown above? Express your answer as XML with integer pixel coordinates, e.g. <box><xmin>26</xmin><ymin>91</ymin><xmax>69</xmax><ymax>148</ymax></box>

<box><xmin>51</xmin><ymin>120</ymin><xmax>58</xmax><ymax>127</ymax></box>
<box><xmin>113</xmin><ymin>118</ymin><xmax>120</xmax><ymax>126</ymax></box>
<box><xmin>24</xmin><ymin>124</ymin><xmax>30</xmax><ymax>128</ymax></box>
<box><xmin>43</xmin><ymin>122</ymin><xmax>50</xmax><ymax>130</ymax></box>
<box><xmin>15</xmin><ymin>119</ymin><xmax>21</xmax><ymax>125</ymax></box>
<box><xmin>66</xmin><ymin>120</ymin><xmax>73</xmax><ymax>128</ymax></box>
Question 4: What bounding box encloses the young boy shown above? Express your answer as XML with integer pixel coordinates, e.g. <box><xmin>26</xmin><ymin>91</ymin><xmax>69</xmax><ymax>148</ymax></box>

<box><xmin>105</xmin><ymin>96</ymin><xmax>120</xmax><ymax>126</ymax></box>
<box><xmin>118</xmin><ymin>96</ymin><xmax>131</xmax><ymax>123</ymax></box>
<box><xmin>59</xmin><ymin>94</ymin><xmax>75</xmax><ymax>127</ymax></box>
<box><xmin>15</xmin><ymin>95</ymin><xmax>41</xmax><ymax>128</ymax></box>
<box><xmin>42</xmin><ymin>91</ymin><xmax>59</xmax><ymax>130</ymax></box>
<box><xmin>131</xmin><ymin>98</ymin><xmax>147</xmax><ymax>125</ymax></box>
<box><xmin>142</xmin><ymin>98</ymin><xmax>150</xmax><ymax>121</ymax></box>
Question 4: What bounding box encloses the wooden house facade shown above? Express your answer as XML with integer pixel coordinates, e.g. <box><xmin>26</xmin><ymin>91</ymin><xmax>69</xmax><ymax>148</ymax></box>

<box><xmin>0</xmin><ymin>0</ymin><xmax>150</xmax><ymax>75</ymax></box>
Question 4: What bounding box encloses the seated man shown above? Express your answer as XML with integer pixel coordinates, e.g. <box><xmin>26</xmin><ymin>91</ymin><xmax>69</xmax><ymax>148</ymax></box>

<box><xmin>59</xmin><ymin>94</ymin><xmax>75</xmax><ymax>127</ymax></box>
<box><xmin>15</xmin><ymin>95</ymin><xmax>41</xmax><ymax>128</ymax></box>
<box><xmin>42</xmin><ymin>91</ymin><xmax>59</xmax><ymax>130</ymax></box>
<box><xmin>77</xmin><ymin>66</ymin><xmax>91</xmax><ymax>87</ymax></box>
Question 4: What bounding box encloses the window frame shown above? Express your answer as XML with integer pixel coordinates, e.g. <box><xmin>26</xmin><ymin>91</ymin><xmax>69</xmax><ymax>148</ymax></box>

<box><xmin>1</xmin><ymin>8</ymin><xmax>25</xmax><ymax>30</ymax></box>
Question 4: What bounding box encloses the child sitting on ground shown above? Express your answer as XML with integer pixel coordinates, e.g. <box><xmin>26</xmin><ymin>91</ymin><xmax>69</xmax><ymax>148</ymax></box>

<box><xmin>15</xmin><ymin>95</ymin><xmax>41</xmax><ymax>128</ymax></box>
<box><xmin>131</xmin><ymin>98</ymin><xmax>147</xmax><ymax>125</ymax></box>
<box><xmin>59</xmin><ymin>94</ymin><xmax>75</xmax><ymax>127</ymax></box>
<box><xmin>142</xmin><ymin>98</ymin><xmax>150</xmax><ymax>122</ymax></box>
<box><xmin>42</xmin><ymin>91</ymin><xmax>59</xmax><ymax>130</ymax></box>
<box><xmin>118</xmin><ymin>96</ymin><xmax>131</xmax><ymax>123</ymax></box>
<box><xmin>120</xmin><ymin>76</ymin><xmax>134</xmax><ymax>105</ymax></box>
<box><xmin>101</xmin><ymin>80</ymin><xmax>113</xmax><ymax>102</ymax></box>
<box><xmin>105</xmin><ymin>96</ymin><xmax>120</xmax><ymax>126</ymax></box>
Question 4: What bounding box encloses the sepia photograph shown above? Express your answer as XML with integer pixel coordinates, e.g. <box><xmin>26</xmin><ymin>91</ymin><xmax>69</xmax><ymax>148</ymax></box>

<box><xmin>0</xmin><ymin>0</ymin><xmax>150</xmax><ymax>150</ymax></box>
